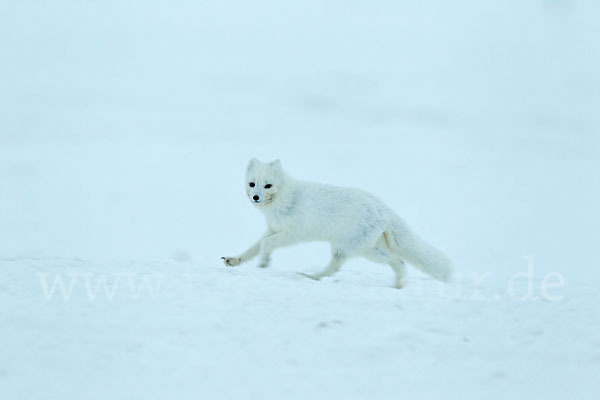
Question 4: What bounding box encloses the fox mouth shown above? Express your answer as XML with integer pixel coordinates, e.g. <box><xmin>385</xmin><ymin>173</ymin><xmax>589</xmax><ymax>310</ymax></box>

<box><xmin>251</xmin><ymin>196</ymin><xmax>274</xmax><ymax>205</ymax></box>
<box><xmin>248</xmin><ymin>191</ymin><xmax>275</xmax><ymax>205</ymax></box>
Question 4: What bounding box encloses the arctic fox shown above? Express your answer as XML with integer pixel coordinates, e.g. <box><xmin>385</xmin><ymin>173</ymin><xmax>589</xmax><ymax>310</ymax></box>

<box><xmin>221</xmin><ymin>158</ymin><xmax>452</xmax><ymax>288</ymax></box>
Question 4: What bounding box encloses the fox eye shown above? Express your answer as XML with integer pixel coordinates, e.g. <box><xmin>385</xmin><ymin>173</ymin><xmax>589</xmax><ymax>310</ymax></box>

<box><xmin>264</xmin><ymin>184</ymin><xmax>272</xmax><ymax>189</ymax></box>
<box><xmin>249</xmin><ymin>182</ymin><xmax>255</xmax><ymax>187</ymax></box>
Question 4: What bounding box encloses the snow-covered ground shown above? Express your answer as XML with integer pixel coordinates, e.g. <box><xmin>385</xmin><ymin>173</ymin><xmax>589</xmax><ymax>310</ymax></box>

<box><xmin>1</xmin><ymin>1</ymin><xmax>599</xmax><ymax>399</ymax></box>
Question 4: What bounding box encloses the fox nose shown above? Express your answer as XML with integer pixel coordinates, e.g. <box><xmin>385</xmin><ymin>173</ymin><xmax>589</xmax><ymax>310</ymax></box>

<box><xmin>253</xmin><ymin>195</ymin><xmax>260</xmax><ymax>201</ymax></box>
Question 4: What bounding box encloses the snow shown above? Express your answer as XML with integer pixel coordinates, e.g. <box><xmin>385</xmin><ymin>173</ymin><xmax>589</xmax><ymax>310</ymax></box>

<box><xmin>1</xmin><ymin>1</ymin><xmax>599</xmax><ymax>399</ymax></box>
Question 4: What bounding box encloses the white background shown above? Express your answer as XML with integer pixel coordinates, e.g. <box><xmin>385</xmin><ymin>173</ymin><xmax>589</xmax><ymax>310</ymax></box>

<box><xmin>1</xmin><ymin>1</ymin><xmax>599</xmax><ymax>399</ymax></box>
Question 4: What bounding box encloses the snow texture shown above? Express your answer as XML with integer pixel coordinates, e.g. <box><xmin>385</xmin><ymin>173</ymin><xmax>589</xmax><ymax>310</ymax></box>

<box><xmin>1</xmin><ymin>1</ymin><xmax>599</xmax><ymax>399</ymax></box>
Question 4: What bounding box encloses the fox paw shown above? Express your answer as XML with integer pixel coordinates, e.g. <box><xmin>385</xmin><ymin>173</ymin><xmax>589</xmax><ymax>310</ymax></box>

<box><xmin>257</xmin><ymin>256</ymin><xmax>270</xmax><ymax>269</ymax></box>
<box><xmin>298</xmin><ymin>272</ymin><xmax>322</xmax><ymax>281</ymax></box>
<box><xmin>221</xmin><ymin>257</ymin><xmax>241</xmax><ymax>267</ymax></box>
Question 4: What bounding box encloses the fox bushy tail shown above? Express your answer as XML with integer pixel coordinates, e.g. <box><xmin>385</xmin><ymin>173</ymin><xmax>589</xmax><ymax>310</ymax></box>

<box><xmin>388</xmin><ymin>220</ymin><xmax>452</xmax><ymax>282</ymax></box>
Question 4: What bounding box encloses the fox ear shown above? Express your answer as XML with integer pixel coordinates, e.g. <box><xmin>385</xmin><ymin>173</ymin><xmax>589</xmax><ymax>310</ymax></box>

<box><xmin>269</xmin><ymin>159</ymin><xmax>281</xmax><ymax>170</ymax></box>
<box><xmin>247</xmin><ymin>158</ymin><xmax>259</xmax><ymax>171</ymax></box>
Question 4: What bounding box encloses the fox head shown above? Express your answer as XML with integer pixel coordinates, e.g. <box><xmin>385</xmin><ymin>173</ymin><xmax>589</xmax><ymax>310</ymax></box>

<box><xmin>245</xmin><ymin>158</ymin><xmax>284</xmax><ymax>206</ymax></box>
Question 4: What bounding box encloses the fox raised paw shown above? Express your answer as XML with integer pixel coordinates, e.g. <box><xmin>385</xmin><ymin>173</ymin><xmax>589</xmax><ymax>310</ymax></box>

<box><xmin>221</xmin><ymin>257</ymin><xmax>241</xmax><ymax>267</ymax></box>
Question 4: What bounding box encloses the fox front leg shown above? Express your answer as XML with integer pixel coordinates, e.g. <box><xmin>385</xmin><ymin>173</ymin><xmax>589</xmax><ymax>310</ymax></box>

<box><xmin>257</xmin><ymin>231</ymin><xmax>291</xmax><ymax>268</ymax></box>
<box><xmin>221</xmin><ymin>231</ymin><xmax>271</xmax><ymax>267</ymax></box>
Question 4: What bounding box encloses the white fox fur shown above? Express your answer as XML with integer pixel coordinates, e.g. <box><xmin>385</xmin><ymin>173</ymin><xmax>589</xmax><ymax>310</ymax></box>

<box><xmin>222</xmin><ymin>158</ymin><xmax>452</xmax><ymax>288</ymax></box>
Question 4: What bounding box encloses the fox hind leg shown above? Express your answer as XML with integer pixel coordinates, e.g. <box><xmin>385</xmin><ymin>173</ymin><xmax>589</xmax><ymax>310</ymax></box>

<box><xmin>365</xmin><ymin>234</ymin><xmax>407</xmax><ymax>289</ymax></box>
<box><xmin>388</xmin><ymin>259</ymin><xmax>406</xmax><ymax>289</ymax></box>
<box><xmin>301</xmin><ymin>248</ymin><xmax>346</xmax><ymax>280</ymax></box>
